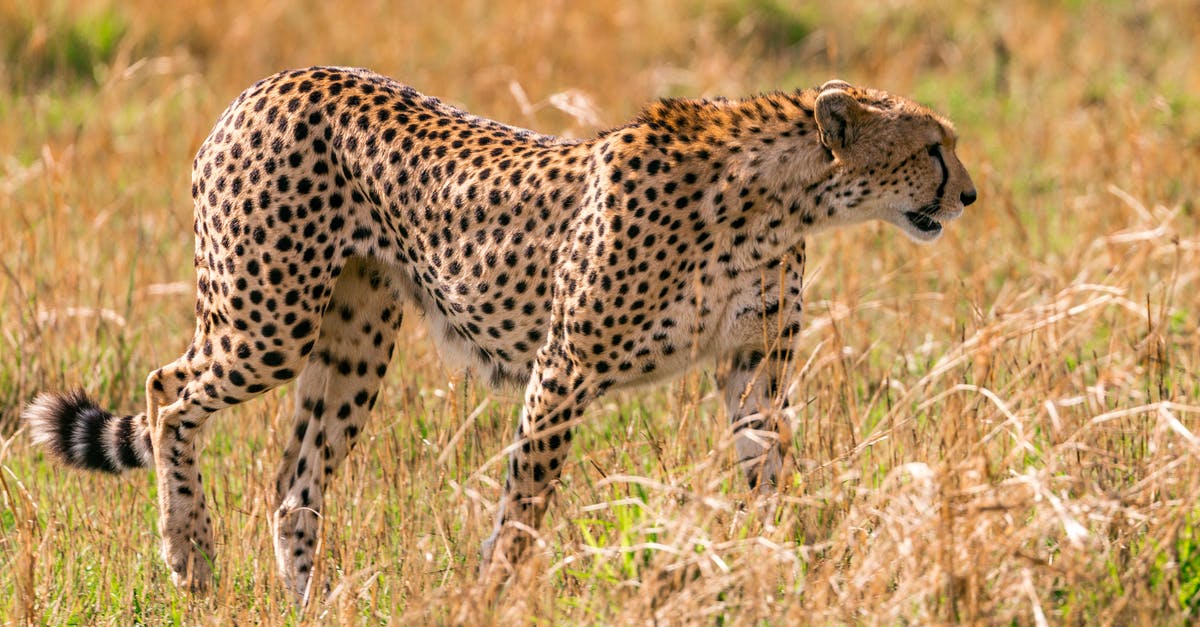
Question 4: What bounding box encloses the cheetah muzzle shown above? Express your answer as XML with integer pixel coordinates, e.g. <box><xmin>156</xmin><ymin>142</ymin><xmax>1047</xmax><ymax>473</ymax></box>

<box><xmin>23</xmin><ymin>67</ymin><xmax>977</xmax><ymax>603</ymax></box>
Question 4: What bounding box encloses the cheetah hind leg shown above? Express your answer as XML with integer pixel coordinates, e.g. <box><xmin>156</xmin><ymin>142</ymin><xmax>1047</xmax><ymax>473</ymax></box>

<box><xmin>143</xmin><ymin>328</ymin><xmax>314</xmax><ymax>592</ymax></box>
<box><xmin>271</xmin><ymin>258</ymin><xmax>402</xmax><ymax>603</ymax></box>
<box><xmin>143</xmin><ymin>256</ymin><xmax>336</xmax><ymax>591</ymax></box>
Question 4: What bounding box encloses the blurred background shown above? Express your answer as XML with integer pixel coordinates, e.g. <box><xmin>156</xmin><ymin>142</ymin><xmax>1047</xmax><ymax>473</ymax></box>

<box><xmin>1</xmin><ymin>0</ymin><xmax>1198</xmax><ymax>623</ymax></box>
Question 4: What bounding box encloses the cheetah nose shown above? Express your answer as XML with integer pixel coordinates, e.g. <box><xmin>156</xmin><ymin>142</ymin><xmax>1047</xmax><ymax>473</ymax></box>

<box><xmin>960</xmin><ymin>189</ymin><xmax>977</xmax><ymax>207</ymax></box>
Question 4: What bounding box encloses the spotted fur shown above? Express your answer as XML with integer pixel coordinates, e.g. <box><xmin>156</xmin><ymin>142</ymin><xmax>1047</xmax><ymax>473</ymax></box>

<box><xmin>23</xmin><ymin>67</ymin><xmax>976</xmax><ymax>600</ymax></box>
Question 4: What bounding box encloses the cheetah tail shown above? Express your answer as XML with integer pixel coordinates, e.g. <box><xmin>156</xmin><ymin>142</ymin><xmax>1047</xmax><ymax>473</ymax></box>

<box><xmin>22</xmin><ymin>390</ymin><xmax>153</xmax><ymax>473</ymax></box>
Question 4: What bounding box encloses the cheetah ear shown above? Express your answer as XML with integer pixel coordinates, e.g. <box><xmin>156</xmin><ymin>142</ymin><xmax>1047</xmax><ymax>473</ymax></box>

<box><xmin>814</xmin><ymin>87</ymin><xmax>865</xmax><ymax>153</ymax></box>
<box><xmin>819</xmin><ymin>79</ymin><xmax>853</xmax><ymax>93</ymax></box>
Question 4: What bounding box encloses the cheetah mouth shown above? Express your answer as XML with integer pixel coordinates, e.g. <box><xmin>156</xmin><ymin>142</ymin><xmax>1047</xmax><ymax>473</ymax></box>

<box><xmin>903</xmin><ymin>211</ymin><xmax>943</xmax><ymax>235</ymax></box>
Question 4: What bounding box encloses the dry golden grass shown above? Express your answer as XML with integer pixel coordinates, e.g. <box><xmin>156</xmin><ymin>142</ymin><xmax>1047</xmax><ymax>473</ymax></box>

<box><xmin>1</xmin><ymin>0</ymin><xmax>1199</xmax><ymax>623</ymax></box>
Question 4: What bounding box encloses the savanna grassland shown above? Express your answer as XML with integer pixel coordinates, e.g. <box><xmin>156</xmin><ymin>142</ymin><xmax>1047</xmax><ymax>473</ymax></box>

<box><xmin>1</xmin><ymin>0</ymin><xmax>1199</xmax><ymax>624</ymax></box>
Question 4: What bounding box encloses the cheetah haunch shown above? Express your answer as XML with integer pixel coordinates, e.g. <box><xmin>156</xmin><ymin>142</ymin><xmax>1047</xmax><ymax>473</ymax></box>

<box><xmin>24</xmin><ymin>67</ymin><xmax>975</xmax><ymax>600</ymax></box>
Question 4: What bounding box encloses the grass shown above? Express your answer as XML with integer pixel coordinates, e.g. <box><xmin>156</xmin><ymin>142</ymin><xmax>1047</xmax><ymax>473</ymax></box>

<box><xmin>1</xmin><ymin>0</ymin><xmax>1199</xmax><ymax>623</ymax></box>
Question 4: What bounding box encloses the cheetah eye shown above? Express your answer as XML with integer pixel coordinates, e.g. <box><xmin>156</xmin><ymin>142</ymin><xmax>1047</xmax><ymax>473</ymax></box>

<box><xmin>926</xmin><ymin>144</ymin><xmax>940</xmax><ymax>158</ymax></box>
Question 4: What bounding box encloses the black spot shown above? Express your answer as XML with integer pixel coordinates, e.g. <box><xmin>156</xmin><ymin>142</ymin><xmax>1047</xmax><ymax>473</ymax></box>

<box><xmin>291</xmin><ymin>320</ymin><xmax>313</xmax><ymax>339</ymax></box>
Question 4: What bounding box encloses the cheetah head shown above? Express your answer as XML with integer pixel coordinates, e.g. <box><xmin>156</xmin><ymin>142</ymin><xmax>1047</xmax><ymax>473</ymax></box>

<box><xmin>814</xmin><ymin>79</ymin><xmax>977</xmax><ymax>243</ymax></box>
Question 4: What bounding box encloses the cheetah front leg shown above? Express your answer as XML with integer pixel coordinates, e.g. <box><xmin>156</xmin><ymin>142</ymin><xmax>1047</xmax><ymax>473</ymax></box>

<box><xmin>719</xmin><ymin>244</ymin><xmax>805</xmax><ymax>492</ymax></box>
<box><xmin>480</xmin><ymin>341</ymin><xmax>593</xmax><ymax>588</ymax></box>
<box><xmin>718</xmin><ymin>347</ymin><xmax>796</xmax><ymax>492</ymax></box>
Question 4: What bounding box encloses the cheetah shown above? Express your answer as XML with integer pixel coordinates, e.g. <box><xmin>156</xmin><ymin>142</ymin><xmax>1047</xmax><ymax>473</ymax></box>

<box><xmin>23</xmin><ymin>66</ymin><xmax>976</xmax><ymax>600</ymax></box>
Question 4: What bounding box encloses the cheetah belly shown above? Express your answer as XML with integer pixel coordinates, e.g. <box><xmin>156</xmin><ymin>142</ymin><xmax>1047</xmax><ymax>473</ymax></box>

<box><xmin>384</xmin><ymin>265</ymin><xmax>538</xmax><ymax>389</ymax></box>
<box><xmin>580</xmin><ymin>291</ymin><xmax>753</xmax><ymax>392</ymax></box>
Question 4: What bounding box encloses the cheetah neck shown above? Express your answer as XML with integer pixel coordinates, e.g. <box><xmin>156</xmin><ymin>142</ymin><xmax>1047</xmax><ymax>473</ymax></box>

<box><xmin>643</xmin><ymin>93</ymin><xmax>858</xmax><ymax>272</ymax></box>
